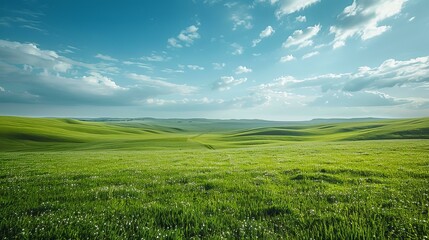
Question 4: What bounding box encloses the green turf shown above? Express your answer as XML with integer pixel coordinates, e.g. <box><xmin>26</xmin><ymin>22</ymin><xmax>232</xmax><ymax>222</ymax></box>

<box><xmin>0</xmin><ymin>116</ymin><xmax>428</xmax><ymax>239</ymax></box>
<box><xmin>1</xmin><ymin>141</ymin><xmax>428</xmax><ymax>239</ymax></box>
<box><xmin>0</xmin><ymin>116</ymin><xmax>428</xmax><ymax>151</ymax></box>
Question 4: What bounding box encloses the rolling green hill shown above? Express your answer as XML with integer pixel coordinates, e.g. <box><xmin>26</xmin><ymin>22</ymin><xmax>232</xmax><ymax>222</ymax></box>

<box><xmin>0</xmin><ymin>116</ymin><xmax>200</xmax><ymax>151</ymax></box>
<box><xmin>0</xmin><ymin>116</ymin><xmax>428</xmax><ymax>151</ymax></box>
<box><xmin>224</xmin><ymin>118</ymin><xmax>429</xmax><ymax>141</ymax></box>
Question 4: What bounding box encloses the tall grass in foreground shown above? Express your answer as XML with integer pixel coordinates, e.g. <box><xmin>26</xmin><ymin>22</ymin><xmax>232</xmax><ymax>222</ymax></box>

<box><xmin>1</xmin><ymin>140</ymin><xmax>428</xmax><ymax>239</ymax></box>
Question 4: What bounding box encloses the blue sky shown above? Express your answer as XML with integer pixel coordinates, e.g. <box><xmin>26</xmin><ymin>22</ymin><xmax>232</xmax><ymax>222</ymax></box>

<box><xmin>0</xmin><ymin>0</ymin><xmax>428</xmax><ymax>120</ymax></box>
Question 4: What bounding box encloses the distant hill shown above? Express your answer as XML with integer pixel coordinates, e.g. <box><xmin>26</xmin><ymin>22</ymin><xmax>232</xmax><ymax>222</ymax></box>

<box><xmin>0</xmin><ymin>116</ymin><xmax>428</xmax><ymax>151</ymax></box>
<box><xmin>308</xmin><ymin>117</ymin><xmax>386</xmax><ymax>124</ymax></box>
<box><xmin>79</xmin><ymin>117</ymin><xmax>388</xmax><ymax>132</ymax></box>
<box><xmin>224</xmin><ymin>118</ymin><xmax>429</xmax><ymax>142</ymax></box>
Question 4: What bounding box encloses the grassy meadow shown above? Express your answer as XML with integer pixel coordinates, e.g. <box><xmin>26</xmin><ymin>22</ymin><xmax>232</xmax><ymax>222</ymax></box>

<box><xmin>0</xmin><ymin>116</ymin><xmax>428</xmax><ymax>239</ymax></box>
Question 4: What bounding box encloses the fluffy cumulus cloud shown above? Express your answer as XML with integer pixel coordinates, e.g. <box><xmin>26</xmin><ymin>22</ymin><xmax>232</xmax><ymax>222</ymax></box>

<box><xmin>283</xmin><ymin>24</ymin><xmax>321</xmax><ymax>49</ymax></box>
<box><xmin>330</xmin><ymin>0</ymin><xmax>407</xmax><ymax>49</ymax></box>
<box><xmin>252</xmin><ymin>26</ymin><xmax>275</xmax><ymax>47</ymax></box>
<box><xmin>296</xmin><ymin>15</ymin><xmax>307</xmax><ymax>22</ymax></box>
<box><xmin>168</xmin><ymin>25</ymin><xmax>200</xmax><ymax>48</ymax></box>
<box><xmin>235</xmin><ymin>66</ymin><xmax>252</xmax><ymax>74</ymax></box>
<box><xmin>280</xmin><ymin>55</ymin><xmax>295</xmax><ymax>62</ymax></box>
<box><xmin>273</xmin><ymin>56</ymin><xmax>429</xmax><ymax>92</ymax></box>
<box><xmin>257</xmin><ymin>56</ymin><xmax>429</xmax><ymax>107</ymax></box>
<box><xmin>0</xmin><ymin>71</ymin><xmax>127</xmax><ymax>105</ymax></box>
<box><xmin>260</xmin><ymin>26</ymin><xmax>275</xmax><ymax>38</ymax></box>
<box><xmin>342</xmin><ymin>57</ymin><xmax>429</xmax><ymax>92</ymax></box>
<box><xmin>213</xmin><ymin>76</ymin><xmax>247</xmax><ymax>91</ymax></box>
<box><xmin>0</xmin><ymin>39</ymin><xmax>198</xmax><ymax>105</ymax></box>
<box><xmin>231</xmin><ymin>13</ymin><xmax>253</xmax><ymax>30</ymax></box>
<box><xmin>82</xmin><ymin>72</ymin><xmax>123</xmax><ymax>91</ymax></box>
<box><xmin>0</xmin><ymin>39</ymin><xmax>73</xmax><ymax>73</ymax></box>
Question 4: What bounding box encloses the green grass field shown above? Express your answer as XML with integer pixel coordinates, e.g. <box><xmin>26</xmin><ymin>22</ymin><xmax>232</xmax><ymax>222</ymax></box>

<box><xmin>0</xmin><ymin>116</ymin><xmax>428</xmax><ymax>239</ymax></box>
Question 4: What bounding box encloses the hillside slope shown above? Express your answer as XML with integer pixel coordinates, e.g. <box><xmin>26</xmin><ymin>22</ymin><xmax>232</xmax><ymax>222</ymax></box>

<box><xmin>0</xmin><ymin>116</ymin><xmax>203</xmax><ymax>151</ymax></box>
<box><xmin>223</xmin><ymin>118</ymin><xmax>429</xmax><ymax>141</ymax></box>
<box><xmin>0</xmin><ymin>116</ymin><xmax>428</xmax><ymax>151</ymax></box>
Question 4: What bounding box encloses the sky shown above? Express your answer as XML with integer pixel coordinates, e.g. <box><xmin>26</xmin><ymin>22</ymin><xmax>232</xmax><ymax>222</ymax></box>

<box><xmin>0</xmin><ymin>0</ymin><xmax>428</xmax><ymax>120</ymax></box>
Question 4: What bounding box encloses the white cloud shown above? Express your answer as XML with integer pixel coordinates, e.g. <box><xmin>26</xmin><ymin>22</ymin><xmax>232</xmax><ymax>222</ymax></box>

<box><xmin>162</xmin><ymin>68</ymin><xmax>185</xmax><ymax>74</ymax></box>
<box><xmin>0</xmin><ymin>39</ymin><xmax>200</xmax><ymax>105</ymax></box>
<box><xmin>178</xmin><ymin>26</ymin><xmax>199</xmax><ymax>43</ymax></box>
<box><xmin>0</xmin><ymin>39</ymin><xmax>73</xmax><ymax>73</ymax></box>
<box><xmin>252</xmin><ymin>26</ymin><xmax>275</xmax><ymax>47</ymax></box>
<box><xmin>330</xmin><ymin>0</ymin><xmax>407</xmax><ymax>49</ymax></box>
<box><xmin>145</xmin><ymin>97</ymin><xmax>225</xmax><ymax>107</ymax></box>
<box><xmin>213</xmin><ymin>62</ymin><xmax>226</xmax><ymax>70</ymax></box>
<box><xmin>141</xmin><ymin>53</ymin><xmax>170</xmax><ymax>62</ymax></box>
<box><xmin>0</xmin><ymin>70</ymin><xmax>127</xmax><ymax>104</ymax></box>
<box><xmin>231</xmin><ymin>13</ymin><xmax>253</xmax><ymax>30</ymax></box>
<box><xmin>235</xmin><ymin>66</ymin><xmax>252</xmax><ymax>74</ymax></box>
<box><xmin>302</xmin><ymin>51</ymin><xmax>319</xmax><ymax>59</ymax></box>
<box><xmin>283</xmin><ymin>24</ymin><xmax>321</xmax><ymax>49</ymax></box>
<box><xmin>168</xmin><ymin>25</ymin><xmax>200</xmax><ymax>48</ymax></box>
<box><xmin>252</xmin><ymin>39</ymin><xmax>262</xmax><ymax>47</ymax></box>
<box><xmin>231</xmin><ymin>43</ymin><xmax>244</xmax><ymax>55</ymax></box>
<box><xmin>82</xmin><ymin>72</ymin><xmax>124</xmax><ymax>91</ymax></box>
<box><xmin>343</xmin><ymin>57</ymin><xmax>429</xmax><ymax>91</ymax></box>
<box><xmin>296</xmin><ymin>15</ymin><xmax>307</xmax><ymax>22</ymax></box>
<box><xmin>168</xmin><ymin>38</ymin><xmax>182</xmax><ymax>48</ymax></box>
<box><xmin>123</xmin><ymin>61</ymin><xmax>153</xmax><ymax>70</ymax></box>
<box><xmin>187</xmin><ymin>65</ymin><xmax>204</xmax><ymax>70</ymax></box>
<box><xmin>310</xmin><ymin>91</ymin><xmax>411</xmax><ymax>107</ymax></box>
<box><xmin>127</xmin><ymin>73</ymin><xmax>197</xmax><ymax>95</ymax></box>
<box><xmin>248</xmin><ymin>76</ymin><xmax>308</xmax><ymax>106</ymax></box>
<box><xmin>251</xmin><ymin>56</ymin><xmax>429</xmax><ymax>108</ymax></box>
<box><xmin>268</xmin><ymin>56</ymin><xmax>429</xmax><ymax>92</ymax></box>
<box><xmin>141</xmin><ymin>95</ymin><xmax>271</xmax><ymax>111</ymax></box>
<box><xmin>260</xmin><ymin>25</ymin><xmax>275</xmax><ymax>38</ymax></box>
<box><xmin>273</xmin><ymin>0</ymin><xmax>320</xmax><ymax>18</ymax></box>
<box><xmin>95</xmin><ymin>53</ymin><xmax>118</xmax><ymax>62</ymax></box>
<box><xmin>213</xmin><ymin>76</ymin><xmax>247</xmax><ymax>91</ymax></box>
<box><xmin>145</xmin><ymin>98</ymin><xmax>176</xmax><ymax>106</ymax></box>
<box><xmin>280</xmin><ymin>55</ymin><xmax>295</xmax><ymax>62</ymax></box>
